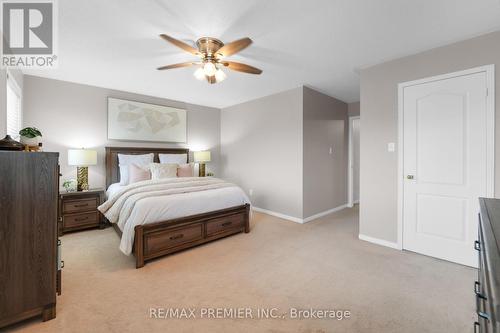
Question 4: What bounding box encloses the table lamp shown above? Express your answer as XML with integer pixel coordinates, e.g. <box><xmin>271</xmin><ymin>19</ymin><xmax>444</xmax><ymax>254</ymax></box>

<box><xmin>68</xmin><ymin>149</ymin><xmax>97</xmax><ymax>191</ymax></box>
<box><xmin>194</xmin><ymin>150</ymin><xmax>211</xmax><ymax>177</ymax></box>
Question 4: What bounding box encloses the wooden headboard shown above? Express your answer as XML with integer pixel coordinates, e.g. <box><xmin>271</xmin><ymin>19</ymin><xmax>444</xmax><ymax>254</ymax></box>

<box><xmin>105</xmin><ymin>146</ymin><xmax>189</xmax><ymax>188</ymax></box>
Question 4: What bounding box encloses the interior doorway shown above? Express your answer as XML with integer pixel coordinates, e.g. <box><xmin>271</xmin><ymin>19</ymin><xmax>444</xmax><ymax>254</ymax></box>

<box><xmin>348</xmin><ymin>116</ymin><xmax>360</xmax><ymax>207</ymax></box>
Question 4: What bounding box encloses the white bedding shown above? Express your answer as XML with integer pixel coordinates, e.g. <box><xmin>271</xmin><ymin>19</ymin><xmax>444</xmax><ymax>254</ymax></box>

<box><xmin>106</xmin><ymin>182</ymin><xmax>124</xmax><ymax>199</ymax></box>
<box><xmin>100</xmin><ymin>178</ymin><xmax>250</xmax><ymax>255</ymax></box>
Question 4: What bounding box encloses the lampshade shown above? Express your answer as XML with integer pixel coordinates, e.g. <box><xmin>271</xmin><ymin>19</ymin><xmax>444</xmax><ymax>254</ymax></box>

<box><xmin>194</xmin><ymin>150</ymin><xmax>211</xmax><ymax>163</ymax></box>
<box><xmin>68</xmin><ymin>149</ymin><xmax>97</xmax><ymax>166</ymax></box>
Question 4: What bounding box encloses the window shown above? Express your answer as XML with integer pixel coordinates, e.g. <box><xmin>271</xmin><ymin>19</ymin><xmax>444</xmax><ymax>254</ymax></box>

<box><xmin>6</xmin><ymin>72</ymin><xmax>22</xmax><ymax>139</ymax></box>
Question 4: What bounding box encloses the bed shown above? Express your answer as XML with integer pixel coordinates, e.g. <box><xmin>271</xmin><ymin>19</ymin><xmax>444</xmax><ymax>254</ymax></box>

<box><xmin>103</xmin><ymin>146</ymin><xmax>250</xmax><ymax>268</ymax></box>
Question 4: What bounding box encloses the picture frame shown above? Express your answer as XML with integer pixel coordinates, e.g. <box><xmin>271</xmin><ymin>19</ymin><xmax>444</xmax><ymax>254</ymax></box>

<box><xmin>107</xmin><ymin>97</ymin><xmax>187</xmax><ymax>143</ymax></box>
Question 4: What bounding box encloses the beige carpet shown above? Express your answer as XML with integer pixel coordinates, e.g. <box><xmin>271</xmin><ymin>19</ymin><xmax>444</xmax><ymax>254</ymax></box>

<box><xmin>7</xmin><ymin>206</ymin><xmax>475</xmax><ymax>333</ymax></box>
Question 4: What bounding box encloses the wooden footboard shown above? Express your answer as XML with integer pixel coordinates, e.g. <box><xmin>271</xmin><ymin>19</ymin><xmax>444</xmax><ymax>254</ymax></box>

<box><xmin>127</xmin><ymin>204</ymin><xmax>250</xmax><ymax>268</ymax></box>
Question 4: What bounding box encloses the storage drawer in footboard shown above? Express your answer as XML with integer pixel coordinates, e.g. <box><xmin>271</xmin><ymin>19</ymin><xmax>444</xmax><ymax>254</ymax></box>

<box><xmin>144</xmin><ymin>224</ymin><xmax>203</xmax><ymax>254</ymax></box>
<box><xmin>206</xmin><ymin>213</ymin><xmax>245</xmax><ymax>237</ymax></box>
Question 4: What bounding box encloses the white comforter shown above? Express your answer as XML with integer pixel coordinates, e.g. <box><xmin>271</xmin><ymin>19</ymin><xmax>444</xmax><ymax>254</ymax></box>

<box><xmin>98</xmin><ymin>177</ymin><xmax>250</xmax><ymax>255</ymax></box>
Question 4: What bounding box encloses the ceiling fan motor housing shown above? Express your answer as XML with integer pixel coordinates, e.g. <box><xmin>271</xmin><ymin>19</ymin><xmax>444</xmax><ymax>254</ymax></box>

<box><xmin>196</xmin><ymin>37</ymin><xmax>224</xmax><ymax>57</ymax></box>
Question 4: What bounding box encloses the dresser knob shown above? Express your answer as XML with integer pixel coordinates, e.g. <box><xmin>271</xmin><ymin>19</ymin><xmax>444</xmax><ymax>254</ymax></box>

<box><xmin>478</xmin><ymin>311</ymin><xmax>490</xmax><ymax>320</ymax></box>
<box><xmin>475</xmin><ymin>281</ymin><xmax>487</xmax><ymax>300</ymax></box>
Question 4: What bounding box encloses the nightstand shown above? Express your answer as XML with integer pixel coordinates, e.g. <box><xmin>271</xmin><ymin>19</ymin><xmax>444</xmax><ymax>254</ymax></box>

<box><xmin>58</xmin><ymin>189</ymin><xmax>105</xmax><ymax>235</ymax></box>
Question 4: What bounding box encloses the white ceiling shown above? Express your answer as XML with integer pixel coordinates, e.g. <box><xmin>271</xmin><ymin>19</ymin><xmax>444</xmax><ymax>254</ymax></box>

<box><xmin>24</xmin><ymin>0</ymin><xmax>500</xmax><ymax>108</ymax></box>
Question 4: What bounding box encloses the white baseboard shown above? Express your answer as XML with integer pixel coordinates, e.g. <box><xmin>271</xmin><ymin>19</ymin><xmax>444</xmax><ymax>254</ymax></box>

<box><xmin>252</xmin><ymin>207</ymin><xmax>303</xmax><ymax>224</ymax></box>
<box><xmin>302</xmin><ymin>204</ymin><xmax>348</xmax><ymax>223</ymax></box>
<box><xmin>358</xmin><ymin>234</ymin><xmax>401</xmax><ymax>250</ymax></box>
<box><xmin>252</xmin><ymin>204</ymin><xmax>348</xmax><ymax>224</ymax></box>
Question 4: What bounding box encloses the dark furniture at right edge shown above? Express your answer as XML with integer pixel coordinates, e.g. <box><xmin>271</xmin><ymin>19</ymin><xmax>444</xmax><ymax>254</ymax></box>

<box><xmin>476</xmin><ymin>198</ymin><xmax>500</xmax><ymax>332</ymax></box>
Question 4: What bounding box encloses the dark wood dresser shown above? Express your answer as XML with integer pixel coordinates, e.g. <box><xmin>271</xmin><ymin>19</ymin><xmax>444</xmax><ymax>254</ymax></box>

<box><xmin>58</xmin><ymin>189</ymin><xmax>105</xmax><ymax>235</ymax></box>
<box><xmin>476</xmin><ymin>198</ymin><xmax>500</xmax><ymax>332</ymax></box>
<box><xmin>0</xmin><ymin>151</ymin><xmax>61</xmax><ymax>328</ymax></box>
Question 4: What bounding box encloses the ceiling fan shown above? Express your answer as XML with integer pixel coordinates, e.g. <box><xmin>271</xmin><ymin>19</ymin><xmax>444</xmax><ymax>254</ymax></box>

<box><xmin>157</xmin><ymin>34</ymin><xmax>262</xmax><ymax>84</ymax></box>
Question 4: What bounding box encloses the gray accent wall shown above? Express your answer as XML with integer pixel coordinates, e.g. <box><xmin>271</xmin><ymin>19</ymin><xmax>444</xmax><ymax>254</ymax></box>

<box><xmin>348</xmin><ymin>102</ymin><xmax>360</xmax><ymax>117</ymax></box>
<box><xmin>221</xmin><ymin>87</ymin><xmax>304</xmax><ymax>219</ymax></box>
<box><xmin>23</xmin><ymin>75</ymin><xmax>221</xmax><ymax>189</ymax></box>
<box><xmin>221</xmin><ymin>86</ymin><xmax>349</xmax><ymax>220</ymax></box>
<box><xmin>359</xmin><ymin>30</ymin><xmax>500</xmax><ymax>243</ymax></box>
<box><xmin>303</xmin><ymin>86</ymin><xmax>348</xmax><ymax>218</ymax></box>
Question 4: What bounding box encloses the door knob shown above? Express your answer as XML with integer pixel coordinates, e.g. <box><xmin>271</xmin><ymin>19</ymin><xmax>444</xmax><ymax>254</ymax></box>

<box><xmin>407</xmin><ymin>175</ymin><xmax>414</xmax><ymax>179</ymax></box>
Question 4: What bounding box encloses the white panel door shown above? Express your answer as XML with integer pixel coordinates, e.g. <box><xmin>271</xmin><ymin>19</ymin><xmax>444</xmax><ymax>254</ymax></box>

<box><xmin>403</xmin><ymin>72</ymin><xmax>488</xmax><ymax>267</ymax></box>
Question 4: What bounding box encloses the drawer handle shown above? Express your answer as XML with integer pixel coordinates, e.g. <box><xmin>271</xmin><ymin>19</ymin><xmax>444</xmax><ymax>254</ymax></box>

<box><xmin>474</xmin><ymin>240</ymin><xmax>481</xmax><ymax>251</ymax></box>
<box><xmin>474</xmin><ymin>321</ymin><xmax>480</xmax><ymax>333</ymax></box>
<box><xmin>475</xmin><ymin>281</ymin><xmax>487</xmax><ymax>300</ymax></box>
<box><xmin>221</xmin><ymin>221</ymin><xmax>233</xmax><ymax>227</ymax></box>
<box><xmin>61</xmin><ymin>260</ymin><xmax>65</xmax><ymax>269</ymax></box>
<box><xmin>75</xmin><ymin>217</ymin><xmax>89</xmax><ymax>222</ymax></box>
<box><xmin>170</xmin><ymin>234</ymin><xmax>184</xmax><ymax>240</ymax></box>
<box><xmin>478</xmin><ymin>311</ymin><xmax>490</xmax><ymax>321</ymax></box>
<box><xmin>74</xmin><ymin>203</ymin><xmax>89</xmax><ymax>208</ymax></box>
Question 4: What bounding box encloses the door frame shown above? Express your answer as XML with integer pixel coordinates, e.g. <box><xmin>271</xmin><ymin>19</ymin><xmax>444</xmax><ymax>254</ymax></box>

<box><xmin>397</xmin><ymin>65</ymin><xmax>495</xmax><ymax>250</ymax></box>
<box><xmin>348</xmin><ymin>115</ymin><xmax>360</xmax><ymax>207</ymax></box>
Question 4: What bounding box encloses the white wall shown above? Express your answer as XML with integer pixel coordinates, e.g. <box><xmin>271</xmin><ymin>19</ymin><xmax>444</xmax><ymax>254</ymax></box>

<box><xmin>360</xmin><ymin>30</ymin><xmax>500</xmax><ymax>244</ymax></box>
<box><xmin>23</xmin><ymin>75</ymin><xmax>221</xmax><ymax>189</ymax></box>
<box><xmin>221</xmin><ymin>87</ymin><xmax>304</xmax><ymax>219</ymax></box>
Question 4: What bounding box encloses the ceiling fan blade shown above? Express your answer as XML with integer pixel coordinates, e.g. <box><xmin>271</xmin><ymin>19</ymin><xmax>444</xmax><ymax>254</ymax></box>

<box><xmin>157</xmin><ymin>62</ymin><xmax>198</xmax><ymax>70</ymax></box>
<box><xmin>159</xmin><ymin>34</ymin><xmax>200</xmax><ymax>56</ymax></box>
<box><xmin>222</xmin><ymin>61</ymin><xmax>262</xmax><ymax>74</ymax></box>
<box><xmin>216</xmin><ymin>38</ymin><xmax>252</xmax><ymax>57</ymax></box>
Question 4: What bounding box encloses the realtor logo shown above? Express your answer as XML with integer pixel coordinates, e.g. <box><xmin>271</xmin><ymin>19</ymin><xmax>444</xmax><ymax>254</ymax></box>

<box><xmin>1</xmin><ymin>0</ymin><xmax>57</xmax><ymax>68</ymax></box>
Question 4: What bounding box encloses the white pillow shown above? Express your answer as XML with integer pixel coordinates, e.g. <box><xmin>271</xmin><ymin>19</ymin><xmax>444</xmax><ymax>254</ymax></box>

<box><xmin>118</xmin><ymin>153</ymin><xmax>154</xmax><ymax>185</ymax></box>
<box><xmin>150</xmin><ymin>163</ymin><xmax>178</xmax><ymax>180</ymax></box>
<box><xmin>158</xmin><ymin>153</ymin><xmax>187</xmax><ymax>164</ymax></box>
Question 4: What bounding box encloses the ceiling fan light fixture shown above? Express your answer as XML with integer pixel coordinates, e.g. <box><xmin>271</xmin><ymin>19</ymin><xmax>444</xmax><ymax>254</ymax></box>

<box><xmin>203</xmin><ymin>62</ymin><xmax>217</xmax><ymax>76</ymax></box>
<box><xmin>194</xmin><ymin>67</ymin><xmax>205</xmax><ymax>80</ymax></box>
<box><xmin>157</xmin><ymin>35</ymin><xmax>262</xmax><ymax>84</ymax></box>
<box><xmin>215</xmin><ymin>69</ymin><xmax>226</xmax><ymax>82</ymax></box>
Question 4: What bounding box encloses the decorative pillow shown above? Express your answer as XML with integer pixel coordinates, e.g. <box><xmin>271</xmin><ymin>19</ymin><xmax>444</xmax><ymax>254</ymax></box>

<box><xmin>177</xmin><ymin>163</ymin><xmax>194</xmax><ymax>177</ymax></box>
<box><xmin>150</xmin><ymin>163</ymin><xmax>178</xmax><ymax>180</ymax></box>
<box><xmin>118</xmin><ymin>153</ymin><xmax>154</xmax><ymax>185</ymax></box>
<box><xmin>159</xmin><ymin>153</ymin><xmax>187</xmax><ymax>165</ymax></box>
<box><xmin>128</xmin><ymin>163</ymin><xmax>151</xmax><ymax>184</ymax></box>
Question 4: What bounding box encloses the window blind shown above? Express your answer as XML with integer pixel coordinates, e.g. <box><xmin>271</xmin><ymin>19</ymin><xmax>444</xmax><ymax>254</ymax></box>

<box><xmin>6</xmin><ymin>73</ymin><xmax>22</xmax><ymax>139</ymax></box>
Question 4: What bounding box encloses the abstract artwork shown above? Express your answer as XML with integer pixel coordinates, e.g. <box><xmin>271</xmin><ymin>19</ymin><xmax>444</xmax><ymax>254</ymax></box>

<box><xmin>107</xmin><ymin>98</ymin><xmax>187</xmax><ymax>143</ymax></box>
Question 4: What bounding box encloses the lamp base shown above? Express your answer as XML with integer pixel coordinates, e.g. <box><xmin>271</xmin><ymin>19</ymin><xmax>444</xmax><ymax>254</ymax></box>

<box><xmin>77</xmin><ymin>166</ymin><xmax>89</xmax><ymax>191</ymax></box>
<box><xmin>199</xmin><ymin>163</ymin><xmax>206</xmax><ymax>177</ymax></box>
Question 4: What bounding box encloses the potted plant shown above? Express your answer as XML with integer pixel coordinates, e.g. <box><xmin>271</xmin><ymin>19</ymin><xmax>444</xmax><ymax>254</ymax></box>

<box><xmin>19</xmin><ymin>127</ymin><xmax>42</xmax><ymax>146</ymax></box>
<box><xmin>62</xmin><ymin>179</ymin><xmax>77</xmax><ymax>192</ymax></box>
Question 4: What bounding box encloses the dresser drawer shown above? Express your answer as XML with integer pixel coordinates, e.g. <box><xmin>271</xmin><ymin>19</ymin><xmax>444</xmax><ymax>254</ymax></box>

<box><xmin>63</xmin><ymin>198</ymin><xmax>98</xmax><ymax>214</ymax></box>
<box><xmin>145</xmin><ymin>224</ymin><xmax>203</xmax><ymax>254</ymax></box>
<box><xmin>63</xmin><ymin>212</ymin><xmax>99</xmax><ymax>229</ymax></box>
<box><xmin>206</xmin><ymin>214</ymin><xmax>244</xmax><ymax>236</ymax></box>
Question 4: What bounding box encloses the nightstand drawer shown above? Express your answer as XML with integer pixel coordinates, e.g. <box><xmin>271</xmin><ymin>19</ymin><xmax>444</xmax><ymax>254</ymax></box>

<box><xmin>63</xmin><ymin>198</ymin><xmax>98</xmax><ymax>214</ymax></box>
<box><xmin>63</xmin><ymin>212</ymin><xmax>99</xmax><ymax>229</ymax></box>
